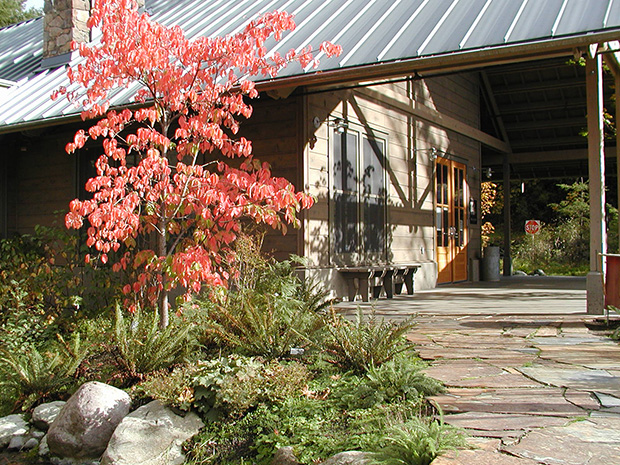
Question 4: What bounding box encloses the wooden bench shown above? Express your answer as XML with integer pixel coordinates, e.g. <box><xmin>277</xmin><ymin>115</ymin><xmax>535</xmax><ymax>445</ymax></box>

<box><xmin>337</xmin><ymin>264</ymin><xmax>421</xmax><ymax>302</ymax></box>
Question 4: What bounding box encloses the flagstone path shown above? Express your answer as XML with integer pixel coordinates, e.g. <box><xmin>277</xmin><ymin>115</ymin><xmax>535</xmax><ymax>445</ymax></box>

<box><xmin>409</xmin><ymin>313</ymin><xmax>620</xmax><ymax>465</ymax></box>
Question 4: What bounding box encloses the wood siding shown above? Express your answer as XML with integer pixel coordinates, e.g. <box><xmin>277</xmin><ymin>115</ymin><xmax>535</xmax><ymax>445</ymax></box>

<box><xmin>304</xmin><ymin>73</ymin><xmax>481</xmax><ymax>292</ymax></box>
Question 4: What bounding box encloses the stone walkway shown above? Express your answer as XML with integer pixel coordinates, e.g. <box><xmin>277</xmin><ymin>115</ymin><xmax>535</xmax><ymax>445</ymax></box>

<box><xmin>338</xmin><ymin>276</ymin><xmax>620</xmax><ymax>465</ymax></box>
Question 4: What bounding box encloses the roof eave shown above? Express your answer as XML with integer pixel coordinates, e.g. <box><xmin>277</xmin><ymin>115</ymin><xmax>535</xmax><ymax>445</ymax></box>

<box><xmin>2</xmin><ymin>29</ymin><xmax>620</xmax><ymax>134</ymax></box>
<box><xmin>255</xmin><ymin>29</ymin><xmax>620</xmax><ymax>91</ymax></box>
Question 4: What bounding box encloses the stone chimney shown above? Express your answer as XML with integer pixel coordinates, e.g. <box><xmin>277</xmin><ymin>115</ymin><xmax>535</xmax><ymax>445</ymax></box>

<box><xmin>43</xmin><ymin>0</ymin><xmax>91</xmax><ymax>59</ymax></box>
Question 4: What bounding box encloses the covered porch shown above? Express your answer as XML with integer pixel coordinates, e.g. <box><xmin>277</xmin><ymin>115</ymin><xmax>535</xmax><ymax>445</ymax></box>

<box><xmin>336</xmin><ymin>275</ymin><xmax>587</xmax><ymax>316</ymax></box>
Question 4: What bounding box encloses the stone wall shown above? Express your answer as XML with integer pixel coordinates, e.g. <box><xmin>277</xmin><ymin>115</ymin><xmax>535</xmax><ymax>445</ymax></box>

<box><xmin>43</xmin><ymin>0</ymin><xmax>91</xmax><ymax>58</ymax></box>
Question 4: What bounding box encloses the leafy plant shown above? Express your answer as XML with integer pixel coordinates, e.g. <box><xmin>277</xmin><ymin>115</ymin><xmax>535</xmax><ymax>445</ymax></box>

<box><xmin>189</xmin><ymin>235</ymin><xmax>327</xmax><ymax>359</ymax></box>
<box><xmin>322</xmin><ymin>308</ymin><xmax>417</xmax><ymax>373</ymax></box>
<box><xmin>112</xmin><ymin>304</ymin><xmax>195</xmax><ymax>382</ymax></box>
<box><xmin>370</xmin><ymin>418</ymin><xmax>467</xmax><ymax>465</ymax></box>
<box><xmin>331</xmin><ymin>354</ymin><xmax>444</xmax><ymax>410</ymax></box>
<box><xmin>0</xmin><ymin>333</ymin><xmax>88</xmax><ymax>411</ymax></box>
<box><xmin>133</xmin><ymin>364</ymin><xmax>197</xmax><ymax>411</ymax></box>
<box><xmin>189</xmin><ymin>355</ymin><xmax>310</xmax><ymax>420</ymax></box>
<box><xmin>0</xmin><ymin>224</ymin><xmax>122</xmax><ymax>350</ymax></box>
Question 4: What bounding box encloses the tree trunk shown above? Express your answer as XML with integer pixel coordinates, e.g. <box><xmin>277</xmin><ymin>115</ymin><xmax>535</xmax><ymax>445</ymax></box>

<box><xmin>156</xmin><ymin>221</ymin><xmax>169</xmax><ymax>329</ymax></box>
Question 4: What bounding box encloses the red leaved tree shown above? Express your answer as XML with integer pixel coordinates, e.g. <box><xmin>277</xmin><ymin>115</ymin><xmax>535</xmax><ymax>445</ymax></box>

<box><xmin>54</xmin><ymin>0</ymin><xmax>341</xmax><ymax>327</ymax></box>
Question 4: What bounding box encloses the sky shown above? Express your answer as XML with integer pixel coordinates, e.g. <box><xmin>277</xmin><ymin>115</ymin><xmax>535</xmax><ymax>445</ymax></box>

<box><xmin>25</xmin><ymin>0</ymin><xmax>43</xmax><ymax>9</ymax></box>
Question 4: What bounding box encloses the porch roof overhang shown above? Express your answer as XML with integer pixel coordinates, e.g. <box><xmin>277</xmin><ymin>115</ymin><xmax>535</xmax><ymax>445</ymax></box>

<box><xmin>1</xmin><ymin>0</ymin><xmax>620</xmax><ymax>170</ymax></box>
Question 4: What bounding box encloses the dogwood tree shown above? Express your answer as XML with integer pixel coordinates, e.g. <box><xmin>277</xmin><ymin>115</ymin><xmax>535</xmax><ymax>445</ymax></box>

<box><xmin>54</xmin><ymin>0</ymin><xmax>341</xmax><ymax>327</ymax></box>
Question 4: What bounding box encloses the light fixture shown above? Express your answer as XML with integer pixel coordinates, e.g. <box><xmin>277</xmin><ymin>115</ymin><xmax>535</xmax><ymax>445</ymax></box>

<box><xmin>328</xmin><ymin>117</ymin><xmax>348</xmax><ymax>134</ymax></box>
<box><xmin>484</xmin><ymin>167</ymin><xmax>493</xmax><ymax>179</ymax></box>
<box><xmin>413</xmin><ymin>147</ymin><xmax>438</xmax><ymax>160</ymax></box>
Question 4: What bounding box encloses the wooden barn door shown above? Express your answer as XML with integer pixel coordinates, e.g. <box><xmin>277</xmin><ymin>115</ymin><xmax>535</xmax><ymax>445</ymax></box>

<box><xmin>436</xmin><ymin>158</ymin><xmax>468</xmax><ymax>283</ymax></box>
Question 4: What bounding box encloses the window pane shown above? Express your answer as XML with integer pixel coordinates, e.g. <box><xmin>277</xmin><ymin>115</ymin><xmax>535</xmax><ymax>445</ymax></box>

<box><xmin>442</xmin><ymin>164</ymin><xmax>448</xmax><ymax>205</ymax></box>
<box><xmin>443</xmin><ymin>207</ymin><xmax>449</xmax><ymax>247</ymax></box>
<box><xmin>333</xmin><ymin>132</ymin><xmax>357</xmax><ymax>192</ymax></box>
<box><xmin>362</xmin><ymin>138</ymin><xmax>384</xmax><ymax>196</ymax></box>
<box><xmin>362</xmin><ymin>137</ymin><xmax>385</xmax><ymax>254</ymax></box>
<box><xmin>334</xmin><ymin>192</ymin><xmax>358</xmax><ymax>253</ymax></box>
<box><xmin>364</xmin><ymin>195</ymin><xmax>384</xmax><ymax>253</ymax></box>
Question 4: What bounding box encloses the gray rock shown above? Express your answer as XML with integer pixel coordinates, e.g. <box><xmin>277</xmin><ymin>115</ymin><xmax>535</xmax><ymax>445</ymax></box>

<box><xmin>321</xmin><ymin>451</ymin><xmax>369</xmax><ymax>465</ymax></box>
<box><xmin>0</xmin><ymin>414</ymin><xmax>28</xmax><ymax>448</ymax></box>
<box><xmin>101</xmin><ymin>400</ymin><xmax>204</xmax><ymax>465</ymax></box>
<box><xmin>272</xmin><ymin>446</ymin><xmax>300</xmax><ymax>465</ymax></box>
<box><xmin>513</xmin><ymin>270</ymin><xmax>527</xmax><ymax>276</ymax></box>
<box><xmin>7</xmin><ymin>435</ymin><xmax>26</xmax><ymax>450</ymax></box>
<box><xmin>23</xmin><ymin>437</ymin><xmax>40</xmax><ymax>450</ymax></box>
<box><xmin>39</xmin><ymin>435</ymin><xmax>49</xmax><ymax>456</ymax></box>
<box><xmin>33</xmin><ymin>401</ymin><xmax>67</xmax><ymax>431</ymax></box>
<box><xmin>47</xmin><ymin>381</ymin><xmax>131</xmax><ymax>460</ymax></box>
<box><xmin>31</xmin><ymin>429</ymin><xmax>46</xmax><ymax>439</ymax></box>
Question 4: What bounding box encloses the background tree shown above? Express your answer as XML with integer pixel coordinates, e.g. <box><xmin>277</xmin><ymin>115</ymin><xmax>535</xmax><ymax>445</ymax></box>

<box><xmin>55</xmin><ymin>0</ymin><xmax>341</xmax><ymax>327</ymax></box>
<box><xmin>0</xmin><ymin>0</ymin><xmax>40</xmax><ymax>27</ymax></box>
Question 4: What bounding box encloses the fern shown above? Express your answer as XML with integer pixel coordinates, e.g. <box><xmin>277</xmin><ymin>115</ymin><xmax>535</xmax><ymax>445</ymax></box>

<box><xmin>113</xmin><ymin>304</ymin><xmax>194</xmax><ymax>380</ymax></box>
<box><xmin>323</xmin><ymin>308</ymin><xmax>417</xmax><ymax>373</ymax></box>
<box><xmin>371</xmin><ymin>418</ymin><xmax>467</xmax><ymax>465</ymax></box>
<box><xmin>0</xmin><ymin>334</ymin><xmax>88</xmax><ymax>411</ymax></box>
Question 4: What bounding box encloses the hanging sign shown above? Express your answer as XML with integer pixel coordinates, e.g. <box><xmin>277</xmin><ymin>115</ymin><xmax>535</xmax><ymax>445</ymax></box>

<box><xmin>525</xmin><ymin>219</ymin><xmax>541</xmax><ymax>235</ymax></box>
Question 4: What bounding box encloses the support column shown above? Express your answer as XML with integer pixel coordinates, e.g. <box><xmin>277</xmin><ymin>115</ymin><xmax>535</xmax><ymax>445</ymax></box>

<box><xmin>616</xmin><ymin>72</ymin><xmax>620</xmax><ymax>251</ymax></box>
<box><xmin>503</xmin><ymin>154</ymin><xmax>512</xmax><ymax>276</ymax></box>
<box><xmin>586</xmin><ymin>51</ymin><xmax>607</xmax><ymax>315</ymax></box>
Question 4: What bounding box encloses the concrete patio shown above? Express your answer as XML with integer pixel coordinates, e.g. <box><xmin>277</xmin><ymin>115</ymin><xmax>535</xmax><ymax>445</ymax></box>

<box><xmin>338</xmin><ymin>276</ymin><xmax>620</xmax><ymax>465</ymax></box>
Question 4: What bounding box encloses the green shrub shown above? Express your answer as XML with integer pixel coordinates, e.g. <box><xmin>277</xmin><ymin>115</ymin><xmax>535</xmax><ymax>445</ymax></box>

<box><xmin>133</xmin><ymin>364</ymin><xmax>197</xmax><ymax>411</ymax></box>
<box><xmin>0</xmin><ymin>333</ymin><xmax>87</xmax><ymax>412</ymax></box>
<box><xmin>0</xmin><ymin>225</ymin><xmax>121</xmax><ymax>327</ymax></box>
<box><xmin>112</xmin><ymin>304</ymin><xmax>195</xmax><ymax>382</ymax></box>
<box><xmin>188</xmin><ymin>235</ymin><xmax>328</xmax><ymax>359</ymax></box>
<box><xmin>371</xmin><ymin>418</ymin><xmax>467</xmax><ymax>465</ymax></box>
<box><xmin>331</xmin><ymin>354</ymin><xmax>444</xmax><ymax>410</ymax></box>
<box><xmin>189</xmin><ymin>355</ymin><xmax>311</xmax><ymax>420</ymax></box>
<box><xmin>322</xmin><ymin>308</ymin><xmax>416</xmax><ymax>373</ymax></box>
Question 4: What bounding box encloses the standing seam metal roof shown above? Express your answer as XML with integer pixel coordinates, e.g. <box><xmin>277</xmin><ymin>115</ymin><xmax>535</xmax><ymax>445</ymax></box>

<box><xmin>1</xmin><ymin>0</ymin><xmax>620</xmax><ymax>129</ymax></box>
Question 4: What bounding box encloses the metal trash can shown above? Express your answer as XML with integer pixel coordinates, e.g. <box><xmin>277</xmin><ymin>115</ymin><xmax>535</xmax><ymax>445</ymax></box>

<box><xmin>481</xmin><ymin>246</ymin><xmax>500</xmax><ymax>282</ymax></box>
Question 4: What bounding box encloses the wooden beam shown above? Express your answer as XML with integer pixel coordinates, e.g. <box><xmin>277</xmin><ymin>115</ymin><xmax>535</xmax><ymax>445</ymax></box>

<box><xmin>355</xmin><ymin>87</ymin><xmax>510</xmax><ymax>153</ymax></box>
<box><xmin>586</xmin><ymin>52</ymin><xmax>606</xmax><ymax>315</ymax></box>
<box><xmin>484</xmin><ymin>147</ymin><xmax>617</xmax><ymax>166</ymax></box>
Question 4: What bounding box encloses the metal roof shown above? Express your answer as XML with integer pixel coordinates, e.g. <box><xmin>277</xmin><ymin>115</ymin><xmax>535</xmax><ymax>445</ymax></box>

<box><xmin>2</xmin><ymin>0</ymin><xmax>620</xmax><ymax>131</ymax></box>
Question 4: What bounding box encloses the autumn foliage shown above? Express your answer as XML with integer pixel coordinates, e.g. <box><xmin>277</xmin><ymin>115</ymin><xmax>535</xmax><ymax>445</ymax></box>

<box><xmin>53</xmin><ymin>0</ymin><xmax>341</xmax><ymax>326</ymax></box>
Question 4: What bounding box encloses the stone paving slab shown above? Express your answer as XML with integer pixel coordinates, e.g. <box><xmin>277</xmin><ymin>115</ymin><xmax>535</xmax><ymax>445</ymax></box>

<box><xmin>517</xmin><ymin>366</ymin><xmax>620</xmax><ymax>397</ymax></box>
<box><xmin>432</xmin><ymin>449</ymin><xmax>541</xmax><ymax>465</ymax></box>
<box><xmin>424</xmin><ymin>363</ymin><xmax>540</xmax><ymax>389</ymax></box>
<box><xmin>343</xmin><ymin>277</ymin><xmax>620</xmax><ymax>465</ymax></box>
<box><xmin>503</xmin><ymin>418</ymin><xmax>620</xmax><ymax>465</ymax></box>
<box><xmin>430</xmin><ymin>387</ymin><xmax>590</xmax><ymax>417</ymax></box>
<box><xmin>442</xmin><ymin>412</ymin><xmax>569</xmax><ymax>437</ymax></box>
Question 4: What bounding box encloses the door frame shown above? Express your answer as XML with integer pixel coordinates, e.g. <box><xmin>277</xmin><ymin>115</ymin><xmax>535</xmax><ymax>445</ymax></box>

<box><xmin>435</xmin><ymin>157</ymin><xmax>469</xmax><ymax>283</ymax></box>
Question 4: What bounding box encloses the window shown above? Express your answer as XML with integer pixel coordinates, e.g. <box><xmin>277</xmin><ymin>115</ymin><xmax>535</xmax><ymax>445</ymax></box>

<box><xmin>332</xmin><ymin>126</ymin><xmax>387</xmax><ymax>263</ymax></box>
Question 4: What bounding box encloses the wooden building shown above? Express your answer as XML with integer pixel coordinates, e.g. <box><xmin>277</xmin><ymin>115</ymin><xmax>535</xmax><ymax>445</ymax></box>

<box><xmin>1</xmin><ymin>0</ymin><xmax>619</xmax><ymax>306</ymax></box>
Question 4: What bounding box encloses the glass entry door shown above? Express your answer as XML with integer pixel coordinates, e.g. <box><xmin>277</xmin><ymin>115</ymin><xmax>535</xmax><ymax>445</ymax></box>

<box><xmin>436</xmin><ymin>158</ymin><xmax>468</xmax><ymax>283</ymax></box>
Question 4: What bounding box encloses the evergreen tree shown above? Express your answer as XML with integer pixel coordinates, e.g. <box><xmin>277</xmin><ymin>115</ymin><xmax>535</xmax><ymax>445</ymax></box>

<box><xmin>0</xmin><ymin>0</ymin><xmax>40</xmax><ymax>28</ymax></box>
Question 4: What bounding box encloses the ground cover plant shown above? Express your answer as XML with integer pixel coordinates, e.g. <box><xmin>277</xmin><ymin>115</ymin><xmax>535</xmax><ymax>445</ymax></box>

<box><xmin>0</xmin><ymin>230</ymin><xmax>464</xmax><ymax>464</ymax></box>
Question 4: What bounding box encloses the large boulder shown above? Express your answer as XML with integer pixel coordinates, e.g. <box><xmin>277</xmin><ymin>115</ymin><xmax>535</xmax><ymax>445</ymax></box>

<box><xmin>321</xmin><ymin>451</ymin><xmax>369</xmax><ymax>465</ymax></box>
<box><xmin>0</xmin><ymin>414</ymin><xmax>28</xmax><ymax>449</ymax></box>
<box><xmin>101</xmin><ymin>400</ymin><xmax>204</xmax><ymax>465</ymax></box>
<box><xmin>47</xmin><ymin>382</ymin><xmax>131</xmax><ymax>459</ymax></box>
<box><xmin>33</xmin><ymin>401</ymin><xmax>67</xmax><ymax>431</ymax></box>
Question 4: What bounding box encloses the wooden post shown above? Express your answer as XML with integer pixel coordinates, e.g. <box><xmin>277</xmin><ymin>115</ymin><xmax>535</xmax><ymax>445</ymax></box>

<box><xmin>503</xmin><ymin>154</ymin><xmax>511</xmax><ymax>276</ymax></box>
<box><xmin>586</xmin><ymin>51</ymin><xmax>606</xmax><ymax>315</ymax></box>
